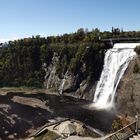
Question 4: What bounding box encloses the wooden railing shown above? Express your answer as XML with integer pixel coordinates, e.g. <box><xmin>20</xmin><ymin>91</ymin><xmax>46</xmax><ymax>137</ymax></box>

<box><xmin>105</xmin><ymin>121</ymin><xmax>137</xmax><ymax>140</ymax></box>
<box><xmin>29</xmin><ymin>115</ymin><xmax>140</xmax><ymax>140</ymax></box>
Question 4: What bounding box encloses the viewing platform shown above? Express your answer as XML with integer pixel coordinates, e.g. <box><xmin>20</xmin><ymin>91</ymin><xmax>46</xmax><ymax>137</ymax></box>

<box><xmin>101</xmin><ymin>37</ymin><xmax>140</xmax><ymax>47</ymax></box>
<box><xmin>105</xmin><ymin>115</ymin><xmax>140</xmax><ymax>140</ymax></box>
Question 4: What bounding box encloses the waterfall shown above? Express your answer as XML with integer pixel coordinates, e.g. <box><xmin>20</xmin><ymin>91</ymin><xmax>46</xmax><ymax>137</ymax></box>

<box><xmin>92</xmin><ymin>43</ymin><xmax>140</xmax><ymax>109</ymax></box>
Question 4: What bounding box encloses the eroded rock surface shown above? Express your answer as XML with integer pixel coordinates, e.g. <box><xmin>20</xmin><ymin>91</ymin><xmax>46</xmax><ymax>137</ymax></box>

<box><xmin>116</xmin><ymin>57</ymin><xmax>140</xmax><ymax>116</ymax></box>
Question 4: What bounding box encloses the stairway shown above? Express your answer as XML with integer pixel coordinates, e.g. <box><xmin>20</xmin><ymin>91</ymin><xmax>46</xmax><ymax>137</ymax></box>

<box><xmin>129</xmin><ymin>134</ymin><xmax>140</xmax><ymax>140</ymax></box>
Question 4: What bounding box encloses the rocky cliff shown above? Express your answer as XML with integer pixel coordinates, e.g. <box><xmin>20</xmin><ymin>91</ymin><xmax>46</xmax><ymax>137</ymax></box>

<box><xmin>116</xmin><ymin>55</ymin><xmax>140</xmax><ymax>116</ymax></box>
<box><xmin>43</xmin><ymin>52</ymin><xmax>102</xmax><ymax>100</ymax></box>
<box><xmin>44</xmin><ymin>50</ymin><xmax>140</xmax><ymax>114</ymax></box>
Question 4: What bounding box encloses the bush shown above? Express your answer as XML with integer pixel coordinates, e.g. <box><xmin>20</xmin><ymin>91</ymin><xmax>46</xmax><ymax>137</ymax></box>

<box><xmin>134</xmin><ymin>45</ymin><xmax>140</xmax><ymax>56</ymax></box>
<box><xmin>111</xmin><ymin>118</ymin><xmax>123</xmax><ymax>132</ymax></box>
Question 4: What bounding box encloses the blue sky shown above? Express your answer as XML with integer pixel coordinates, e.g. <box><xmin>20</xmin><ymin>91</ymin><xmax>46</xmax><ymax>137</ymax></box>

<box><xmin>0</xmin><ymin>0</ymin><xmax>140</xmax><ymax>42</ymax></box>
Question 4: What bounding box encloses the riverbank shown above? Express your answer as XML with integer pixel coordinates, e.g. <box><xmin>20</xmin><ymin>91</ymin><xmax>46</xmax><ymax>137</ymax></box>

<box><xmin>0</xmin><ymin>88</ymin><xmax>117</xmax><ymax>140</ymax></box>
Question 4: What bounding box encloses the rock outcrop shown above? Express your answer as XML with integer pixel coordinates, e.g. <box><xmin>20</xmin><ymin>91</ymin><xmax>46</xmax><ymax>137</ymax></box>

<box><xmin>43</xmin><ymin>52</ymin><xmax>99</xmax><ymax>100</ymax></box>
<box><xmin>116</xmin><ymin>56</ymin><xmax>140</xmax><ymax>116</ymax></box>
<box><xmin>44</xmin><ymin>52</ymin><xmax>60</xmax><ymax>90</ymax></box>
<box><xmin>44</xmin><ymin>50</ymin><xmax>140</xmax><ymax>116</ymax></box>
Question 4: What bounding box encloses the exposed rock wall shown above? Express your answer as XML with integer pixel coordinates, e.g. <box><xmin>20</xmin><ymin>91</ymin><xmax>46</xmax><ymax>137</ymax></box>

<box><xmin>43</xmin><ymin>52</ymin><xmax>98</xmax><ymax>100</ymax></box>
<box><xmin>44</xmin><ymin>53</ymin><xmax>60</xmax><ymax>90</ymax></box>
<box><xmin>116</xmin><ymin>56</ymin><xmax>140</xmax><ymax>116</ymax></box>
<box><xmin>44</xmin><ymin>53</ymin><xmax>76</xmax><ymax>93</ymax></box>
<box><xmin>44</xmin><ymin>50</ymin><xmax>140</xmax><ymax>117</ymax></box>
<box><xmin>44</xmin><ymin>51</ymin><xmax>140</xmax><ymax>116</ymax></box>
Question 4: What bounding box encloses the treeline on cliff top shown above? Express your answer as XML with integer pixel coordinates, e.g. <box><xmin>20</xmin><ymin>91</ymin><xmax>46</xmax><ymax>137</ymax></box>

<box><xmin>0</xmin><ymin>28</ymin><xmax>140</xmax><ymax>88</ymax></box>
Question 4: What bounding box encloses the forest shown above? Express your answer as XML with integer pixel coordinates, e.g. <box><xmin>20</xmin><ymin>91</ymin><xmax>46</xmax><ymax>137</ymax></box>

<box><xmin>0</xmin><ymin>28</ymin><xmax>140</xmax><ymax>88</ymax></box>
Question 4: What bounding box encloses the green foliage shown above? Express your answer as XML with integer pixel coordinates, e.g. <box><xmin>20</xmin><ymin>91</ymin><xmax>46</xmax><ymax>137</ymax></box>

<box><xmin>134</xmin><ymin>45</ymin><xmax>140</xmax><ymax>56</ymax></box>
<box><xmin>0</xmin><ymin>45</ymin><xmax>44</xmax><ymax>87</ymax></box>
<box><xmin>1</xmin><ymin>28</ymin><xmax>140</xmax><ymax>88</ymax></box>
<box><xmin>111</xmin><ymin>118</ymin><xmax>123</xmax><ymax>132</ymax></box>
<box><xmin>69</xmin><ymin>45</ymin><xmax>86</xmax><ymax>74</ymax></box>
<box><xmin>40</xmin><ymin>44</ymin><xmax>53</xmax><ymax>65</ymax></box>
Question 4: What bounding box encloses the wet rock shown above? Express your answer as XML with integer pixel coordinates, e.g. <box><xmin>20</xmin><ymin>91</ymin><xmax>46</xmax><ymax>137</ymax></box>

<box><xmin>43</xmin><ymin>52</ymin><xmax>99</xmax><ymax>100</ymax></box>
<box><xmin>4</xmin><ymin>131</ymin><xmax>9</xmax><ymax>134</ymax></box>
<box><xmin>116</xmin><ymin>57</ymin><xmax>140</xmax><ymax>116</ymax></box>
<box><xmin>8</xmin><ymin>134</ymin><xmax>14</xmax><ymax>139</ymax></box>
<box><xmin>44</xmin><ymin>52</ymin><xmax>60</xmax><ymax>89</ymax></box>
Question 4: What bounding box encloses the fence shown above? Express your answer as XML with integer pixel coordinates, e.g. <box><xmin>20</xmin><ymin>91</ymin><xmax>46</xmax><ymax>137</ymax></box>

<box><xmin>105</xmin><ymin>120</ymin><xmax>138</xmax><ymax>140</ymax></box>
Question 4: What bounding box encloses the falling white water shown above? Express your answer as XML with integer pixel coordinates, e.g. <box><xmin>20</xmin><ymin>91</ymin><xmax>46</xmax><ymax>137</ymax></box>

<box><xmin>92</xmin><ymin>43</ymin><xmax>140</xmax><ymax>109</ymax></box>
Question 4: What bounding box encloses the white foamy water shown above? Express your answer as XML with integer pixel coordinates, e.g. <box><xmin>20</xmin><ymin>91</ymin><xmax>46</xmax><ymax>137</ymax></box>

<box><xmin>92</xmin><ymin>43</ymin><xmax>140</xmax><ymax>109</ymax></box>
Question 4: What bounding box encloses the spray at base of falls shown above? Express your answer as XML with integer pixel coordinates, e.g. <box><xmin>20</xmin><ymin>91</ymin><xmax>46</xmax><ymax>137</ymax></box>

<box><xmin>92</xmin><ymin>43</ymin><xmax>140</xmax><ymax>110</ymax></box>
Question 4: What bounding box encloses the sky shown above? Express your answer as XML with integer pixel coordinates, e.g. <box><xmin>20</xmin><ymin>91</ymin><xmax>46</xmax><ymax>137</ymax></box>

<box><xmin>0</xmin><ymin>0</ymin><xmax>140</xmax><ymax>42</ymax></box>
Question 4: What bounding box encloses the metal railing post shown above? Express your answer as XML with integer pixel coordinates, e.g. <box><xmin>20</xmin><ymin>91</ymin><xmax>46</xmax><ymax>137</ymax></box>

<box><xmin>135</xmin><ymin>115</ymin><xmax>138</xmax><ymax>133</ymax></box>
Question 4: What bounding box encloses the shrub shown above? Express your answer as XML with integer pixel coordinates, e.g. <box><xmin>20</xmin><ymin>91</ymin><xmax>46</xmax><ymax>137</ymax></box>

<box><xmin>134</xmin><ymin>45</ymin><xmax>140</xmax><ymax>56</ymax></box>
<box><xmin>111</xmin><ymin>118</ymin><xmax>123</xmax><ymax>132</ymax></box>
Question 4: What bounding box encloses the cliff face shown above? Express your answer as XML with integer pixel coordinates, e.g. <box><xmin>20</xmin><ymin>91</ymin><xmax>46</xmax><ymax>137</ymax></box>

<box><xmin>116</xmin><ymin>56</ymin><xmax>140</xmax><ymax>116</ymax></box>
<box><xmin>44</xmin><ymin>52</ymin><xmax>140</xmax><ymax>117</ymax></box>
<box><xmin>43</xmin><ymin>52</ymin><xmax>99</xmax><ymax>100</ymax></box>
